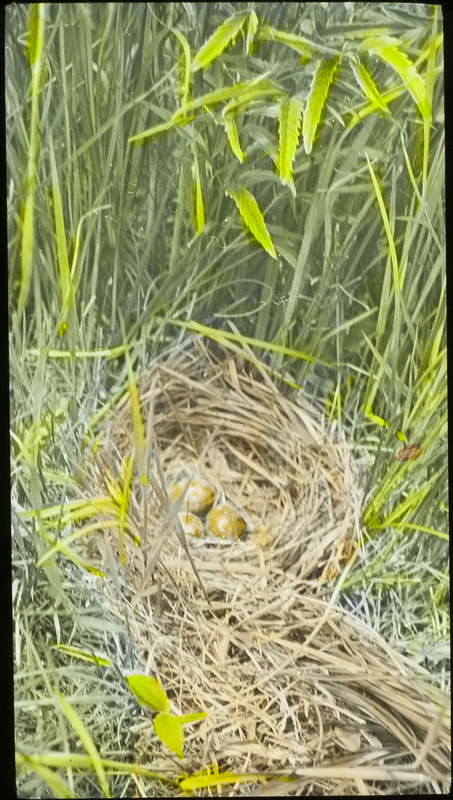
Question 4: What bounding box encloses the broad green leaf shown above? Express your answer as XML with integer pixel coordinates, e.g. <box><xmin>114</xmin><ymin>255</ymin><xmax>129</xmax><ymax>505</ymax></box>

<box><xmin>347</xmin><ymin>54</ymin><xmax>390</xmax><ymax>116</ymax></box>
<box><xmin>256</xmin><ymin>22</ymin><xmax>318</xmax><ymax>64</ymax></box>
<box><xmin>303</xmin><ymin>56</ymin><xmax>339</xmax><ymax>154</ymax></box>
<box><xmin>226</xmin><ymin>187</ymin><xmax>277</xmax><ymax>260</ymax></box>
<box><xmin>126</xmin><ymin>674</ymin><xmax>171</xmax><ymax>712</ymax></box>
<box><xmin>192</xmin><ymin>12</ymin><xmax>256</xmax><ymax>72</ymax></box>
<box><xmin>224</xmin><ymin>112</ymin><xmax>246</xmax><ymax>162</ymax></box>
<box><xmin>53</xmin><ymin>688</ymin><xmax>111</xmax><ymax>797</ymax></box>
<box><xmin>52</xmin><ymin>644</ymin><xmax>112</xmax><ymax>667</ymax></box>
<box><xmin>361</xmin><ymin>36</ymin><xmax>430</xmax><ymax>118</ymax></box>
<box><xmin>153</xmin><ymin>713</ymin><xmax>185</xmax><ymax>759</ymax></box>
<box><xmin>276</xmin><ymin>96</ymin><xmax>303</xmax><ymax>191</ymax></box>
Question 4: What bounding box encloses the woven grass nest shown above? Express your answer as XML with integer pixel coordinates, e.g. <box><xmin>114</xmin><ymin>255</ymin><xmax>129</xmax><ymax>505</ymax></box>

<box><xmin>81</xmin><ymin>340</ymin><xmax>450</xmax><ymax>796</ymax></box>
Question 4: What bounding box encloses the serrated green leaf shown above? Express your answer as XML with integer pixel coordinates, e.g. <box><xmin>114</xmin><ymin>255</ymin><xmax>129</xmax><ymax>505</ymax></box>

<box><xmin>192</xmin><ymin>12</ymin><xmax>250</xmax><ymax>72</ymax></box>
<box><xmin>256</xmin><ymin>22</ymin><xmax>318</xmax><ymax>63</ymax></box>
<box><xmin>361</xmin><ymin>36</ymin><xmax>429</xmax><ymax>117</ymax></box>
<box><xmin>348</xmin><ymin>55</ymin><xmax>390</xmax><ymax>116</ymax></box>
<box><xmin>276</xmin><ymin>96</ymin><xmax>303</xmax><ymax>190</ymax></box>
<box><xmin>227</xmin><ymin>187</ymin><xmax>277</xmax><ymax>259</ymax></box>
<box><xmin>153</xmin><ymin>713</ymin><xmax>185</xmax><ymax>759</ymax></box>
<box><xmin>224</xmin><ymin>112</ymin><xmax>247</xmax><ymax>162</ymax></box>
<box><xmin>303</xmin><ymin>56</ymin><xmax>339</xmax><ymax>155</ymax></box>
<box><xmin>126</xmin><ymin>674</ymin><xmax>171</xmax><ymax>712</ymax></box>
<box><xmin>128</xmin><ymin>112</ymin><xmax>195</xmax><ymax>147</ymax></box>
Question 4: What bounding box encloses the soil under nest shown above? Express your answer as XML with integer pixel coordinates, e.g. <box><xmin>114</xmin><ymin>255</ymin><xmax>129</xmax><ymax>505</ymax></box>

<box><xmin>78</xmin><ymin>340</ymin><xmax>450</xmax><ymax>796</ymax></box>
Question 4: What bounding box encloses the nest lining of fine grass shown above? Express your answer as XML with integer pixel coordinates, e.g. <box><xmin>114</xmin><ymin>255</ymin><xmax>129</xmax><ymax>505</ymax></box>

<box><xmin>78</xmin><ymin>340</ymin><xmax>450</xmax><ymax>795</ymax></box>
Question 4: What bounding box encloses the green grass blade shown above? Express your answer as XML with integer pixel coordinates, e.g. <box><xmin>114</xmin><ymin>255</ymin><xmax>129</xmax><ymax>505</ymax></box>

<box><xmin>171</xmin><ymin>29</ymin><xmax>192</xmax><ymax>108</ymax></box>
<box><xmin>18</xmin><ymin>3</ymin><xmax>46</xmax><ymax>313</ymax></box>
<box><xmin>52</xmin><ymin>645</ymin><xmax>112</xmax><ymax>667</ymax></box>
<box><xmin>15</xmin><ymin>754</ymin><xmax>76</xmax><ymax>799</ymax></box>
<box><xmin>366</xmin><ymin>153</ymin><xmax>402</xmax><ymax>290</ymax></box>
<box><xmin>190</xmin><ymin>153</ymin><xmax>206</xmax><ymax>233</ymax></box>
<box><xmin>226</xmin><ymin>186</ymin><xmax>277</xmax><ymax>259</ymax></box>
<box><xmin>303</xmin><ymin>56</ymin><xmax>340</xmax><ymax>154</ymax></box>
<box><xmin>52</xmin><ymin>688</ymin><xmax>111</xmax><ymax>798</ymax></box>
<box><xmin>49</xmin><ymin>136</ymin><xmax>77</xmax><ymax>340</ymax></box>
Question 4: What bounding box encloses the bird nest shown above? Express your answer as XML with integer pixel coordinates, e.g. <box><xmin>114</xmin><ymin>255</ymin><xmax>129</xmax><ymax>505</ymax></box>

<box><xmin>79</xmin><ymin>340</ymin><xmax>450</xmax><ymax>796</ymax></box>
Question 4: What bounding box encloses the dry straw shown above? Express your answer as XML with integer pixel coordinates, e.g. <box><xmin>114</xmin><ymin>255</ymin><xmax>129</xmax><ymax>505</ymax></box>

<box><xmin>79</xmin><ymin>340</ymin><xmax>450</xmax><ymax>795</ymax></box>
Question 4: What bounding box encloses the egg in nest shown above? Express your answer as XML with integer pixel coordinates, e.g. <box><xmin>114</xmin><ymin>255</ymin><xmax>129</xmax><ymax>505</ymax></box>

<box><xmin>205</xmin><ymin>503</ymin><xmax>247</xmax><ymax>541</ymax></box>
<box><xmin>168</xmin><ymin>474</ymin><xmax>216</xmax><ymax>515</ymax></box>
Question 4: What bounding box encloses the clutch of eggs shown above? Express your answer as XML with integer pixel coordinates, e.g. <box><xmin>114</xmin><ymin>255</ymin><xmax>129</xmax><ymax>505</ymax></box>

<box><xmin>168</xmin><ymin>473</ymin><xmax>215</xmax><ymax>515</ymax></box>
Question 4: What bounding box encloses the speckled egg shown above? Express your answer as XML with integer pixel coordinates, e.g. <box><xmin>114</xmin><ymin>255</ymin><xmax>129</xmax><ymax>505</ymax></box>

<box><xmin>205</xmin><ymin>504</ymin><xmax>247</xmax><ymax>541</ymax></box>
<box><xmin>177</xmin><ymin>511</ymin><xmax>204</xmax><ymax>538</ymax></box>
<box><xmin>168</xmin><ymin>475</ymin><xmax>216</xmax><ymax>515</ymax></box>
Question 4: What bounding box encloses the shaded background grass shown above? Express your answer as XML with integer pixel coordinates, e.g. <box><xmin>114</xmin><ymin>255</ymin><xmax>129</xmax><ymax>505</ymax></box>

<box><xmin>8</xmin><ymin>2</ymin><xmax>447</xmax><ymax>796</ymax></box>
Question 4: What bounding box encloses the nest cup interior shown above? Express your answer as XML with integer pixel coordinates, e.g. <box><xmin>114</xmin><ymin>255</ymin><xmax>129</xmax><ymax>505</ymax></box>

<box><xmin>81</xmin><ymin>341</ymin><xmax>449</xmax><ymax>794</ymax></box>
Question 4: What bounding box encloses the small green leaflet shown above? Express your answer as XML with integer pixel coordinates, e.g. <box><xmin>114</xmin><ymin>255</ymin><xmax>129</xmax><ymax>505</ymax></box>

<box><xmin>192</xmin><ymin>12</ymin><xmax>258</xmax><ymax>72</ymax></box>
<box><xmin>224</xmin><ymin>112</ymin><xmax>246</xmax><ymax>162</ymax></box>
<box><xmin>153</xmin><ymin>712</ymin><xmax>207</xmax><ymax>760</ymax></box>
<box><xmin>276</xmin><ymin>96</ymin><xmax>303</xmax><ymax>192</ymax></box>
<box><xmin>303</xmin><ymin>56</ymin><xmax>340</xmax><ymax>154</ymax></box>
<box><xmin>360</xmin><ymin>36</ymin><xmax>429</xmax><ymax>118</ymax></box>
<box><xmin>126</xmin><ymin>674</ymin><xmax>171</xmax><ymax>713</ymax></box>
<box><xmin>226</xmin><ymin>186</ymin><xmax>277</xmax><ymax>259</ymax></box>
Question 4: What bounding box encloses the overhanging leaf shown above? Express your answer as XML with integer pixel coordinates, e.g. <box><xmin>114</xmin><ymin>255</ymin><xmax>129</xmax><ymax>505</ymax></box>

<box><xmin>226</xmin><ymin>186</ymin><xmax>277</xmax><ymax>259</ymax></box>
<box><xmin>361</xmin><ymin>36</ymin><xmax>429</xmax><ymax>118</ymax></box>
<box><xmin>303</xmin><ymin>56</ymin><xmax>340</xmax><ymax>154</ymax></box>
<box><xmin>348</xmin><ymin>54</ymin><xmax>390</xmax><ymax>116</ymax></box>
<box><xmin>192</xmin><ymin>12</ymin><xmax>257</xmax><ymax>72</ymax></box>
<box><xmin>256</xmin><ymin>22</ymin><xmax>318</xmax><ymax>64</ymax></box>
<box><xmin>224</xmin><ymin>112</ymin><xmax>246</xmax><ymax>162</ymax></box>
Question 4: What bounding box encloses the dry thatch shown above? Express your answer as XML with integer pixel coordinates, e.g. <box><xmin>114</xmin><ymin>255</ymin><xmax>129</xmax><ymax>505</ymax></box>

<box><xmin>79</xmin><ymin>340</ymin><xmax>450</xmax><ymax>796</ymax></box>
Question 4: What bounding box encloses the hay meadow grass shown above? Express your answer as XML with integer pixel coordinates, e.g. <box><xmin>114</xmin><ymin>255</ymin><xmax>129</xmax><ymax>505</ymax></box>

<box><xmin>8</xmin><ymin>3</ymin><xmax>447</xmax><ymax>797</ymax></box>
